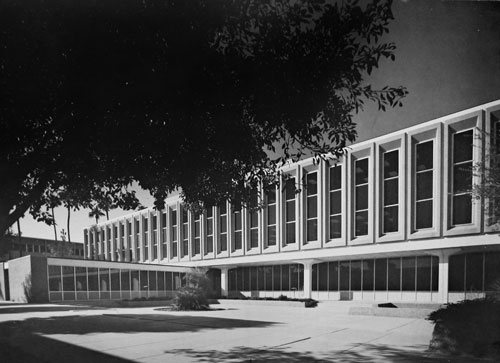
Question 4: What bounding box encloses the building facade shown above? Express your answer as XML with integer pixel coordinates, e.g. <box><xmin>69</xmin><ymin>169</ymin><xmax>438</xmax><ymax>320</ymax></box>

<box><xmin>84</xmin><ymin>100</ymin><xmax>500</xmax><ymax>304</ymax></box>
<box><xmin>0</xmin><ymin>235</ymin><xmax>84</xmax><ymax>262</ymax></box>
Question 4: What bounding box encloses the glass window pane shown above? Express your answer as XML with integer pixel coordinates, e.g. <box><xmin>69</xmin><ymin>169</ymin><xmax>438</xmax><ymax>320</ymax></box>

<box><xmin>267</xmin><ymin>189</ymin><xmax>276</xmax><ymax>204</ymax></box>
<box><xmin>329</xmin><ymin>215</ymin><xmax>342</xmax><ymax>239</ymax></box>
<box><xmin>416</xmin><ymin>200</ymin><xmax>433</xmax><ymax>229</ymax></box>
<box><xmin>416</xmin><ymin>171</ymin><xmax>433</xmax><ymax>200</ymax></box>
<box><xmin>307</xmin><ymin>197</ymin><xmax>317</xmax><ymax>218</ymax></box>
<box><xmin>131</xmin><ymin>270</ymin><xmax>140</xmax><ymax>291</ymax></box>
<box><xmin>140</xmin><ymin>270</ymin><xmax>148</xmax><ymax>291</ymax></box>
<box><xmin>281</xmin><ymin>265</ymin><xmax>290</xmax><ymax>291</ymax></box>
<box><xmin>268</xmin><ymin>226</ymin><xmax>276</xmax><ymax>246</ymax></box>
<box><xmin>286</xmin><ymin>201</ymin><xmax>295</xmax><ymax>222</ymax></box>
<box><xmin>306</xmin><ymin>173</ymin><xmax>317</xmax><ymax>195</ymax></box>
<box><xmin>485</xmin><ymin>252</ymin><xmax>500</xmax><ymax>291</ymax></box>
<box><xmin>99</xmin><ymin>268</ymin><xmax>110</xmax><ymax>292</ymax></box>
<box><xmin>432</xmin><ymin>256</ymin><xmax>439</xmax><ymax>292</ymax></box>
<box><xmin>49</xmin><ymin>265</ymin><xmax>62</xmax><ymax>292</ymax></box>
<box><xmin>330</xmin><ymin>166</ymin><xmax>342</xmax><ymax>190</ymax></box>
<box><xmin>75</xmin><ymin>267</ymin><xmax>87</xmax><ymax>292</ymax></box>
<box><xmin>268</xmin><ymin>207</ymin><xmax>276</xmax><ymax>225</ymax></box>
<box><xmin>384</xmin><ymin>179</ymin><xmax>398</xmax><ymax>206</ymax></box>
<box><xmin>62</xmin><ymin>266</ymin><xmax>75</xmax><ymax>292</ymax></box>
<box><xmin>453</xmin><ymin>162</ymin><xmax>472</xmax><ymax>193</ymax></box>
<box><xmin>355</xmin><ymin>159</ymin><xmax>369</xmax><ymax>185</ymax></box>
<box><xmin>339</xmin><ymin>261</ymin><xmax>350</xmax><ymax>291</ymax></box>
<box><xmin>328</xmin><ymin>262</ymin><xmax>339</xmax><ymax>291</ymax></box>
<box><xmin>401</xmin><ymin>257</ymin><xmax>416</xmax><ymax>291</ymax></box>
<box><xmin>355</xmin><ymin>185</ymin><xmax>368</xmax><ymax>210</ymax></box>
<box><xmin>466</xmin><ymin>253</ymin><xmax>484</xmax><ymax>292</ymax></box>
<box><xmin>453</xmin><ymin>194</ymin><xmax>472</xmax><ymax>225</ymax></box>
<box><xmin>121</xmin><ymin>269</ymin><xmax>130</xmax><ymax>291</ymax></box>
<box><xmin>318</xmin><ymin>263</ymin><xmax>328</xmax><ymax>291</ymax></box>
<box><xmin>375</xmin><ymin>259</ymin><xmax>387</xmax><ymax>291</ymax></box>
<box><xmin>330</xmin><ymin>190</ymin><xmax>342</xmax><ymax>215</ymax></box>
<box><xmin>264</xmin><ymin>266</ymin><xmax>273</xmax><ymax>291</ymax></box>
<box><xmin>384</xmin><ymin>206</ymin><xmax>399</xmax><ymax>233</ymax></box>
<box><xmin>384</xmin><ymin>150</ymin><xmax>399</xmax><ymax>178</ymax></box>
<box><xmin>285</xmin><ymin>179</ymin><xmax>295</xmax><ymax>199</ymax></box>
<box><xmin>416</xmin><ymin>256</ymin><xmax>431</xmax><ymax>291</ymax></box>
<box><xmin>273</xmin><ymin>265</ymin><xmax>281</xmax><ymax>291</ymax></box>
<box><xmin>307</xmin><ymin>219</ymin><xmax>318</xmax><ymax>241</ymax></box>
<box><xmin>351</xmin><ymin>261</ymin><xmax>362</xmax><ymax>291</ymax></box>
<box><xmin>165</xmin><ymin>272</ymin><xmax>173</xmax><ymax>291</ymax></box>
<box><xmin>290</xmin><ymin>264</ymin><xmax>300</xmax><ymax>290</ymax></box>
<box><xmin>416</xmin><ymin>141</ymin><xmax>433</xmax><ymax>171</ymax></box>
<box><xmin>453</xmin><ymin>130</ymin><xmax>473</xmax><ymax>163</ymax></box>
<box><xmin>388</xmin><ymin>258</ymin><xmax>401</xmax><ymax>291</ymax></box>
<box><xmin>88</xmin><ymin>267</ymin><xmax>98</xmax><ymax>291</ymax></box>
<box><xmin>362</xmin><ymin>260</ymin><xmax>374</xmax><ymax>291</ymax></box>
<box><xmin>149</xmin><ymin>271</ymin><xmax>157</xmax><ymax>291</ymax></box>
<box><xmin>355</xmin><ymin>211</ymin><xmax>368</xmax><ymax>236</ymax></box>
<box><xmin>286</xmin><ymin>224</ymin><xmax>295</xmax><ymax>244</ymax></box>
<box><xmin>110</xmin><ymin>269</ymin><xmax>120</xmax><ymax>291</ymax></box>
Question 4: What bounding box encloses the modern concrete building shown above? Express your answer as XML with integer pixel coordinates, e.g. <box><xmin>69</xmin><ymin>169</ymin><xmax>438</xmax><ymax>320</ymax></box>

<box><xmin>0</xmin><ymin>235</ymin><xmax>84</xmax><ymax>262</ymax></box>
<box><xmin>81</xmin><ymin>100</ymin><xmax>500</xmax><ymax>304</ymax></box>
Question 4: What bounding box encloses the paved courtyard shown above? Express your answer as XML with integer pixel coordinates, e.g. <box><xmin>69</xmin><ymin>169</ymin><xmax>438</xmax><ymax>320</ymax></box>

<box><xmin>0</xmin><ymin>301</ymin><xmax>489</xmax><ymax>362</ymax></box>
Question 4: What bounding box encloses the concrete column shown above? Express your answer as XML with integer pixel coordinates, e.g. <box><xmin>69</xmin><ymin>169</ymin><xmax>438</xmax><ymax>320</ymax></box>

<box><xmin>432</xmin><ymin>249</ymin><xmax>460</xmax><ymax>304</ymax></box>
<box><xmin>83</xmin><ymin>229</ymin><xmax>89</xmax><ymax>259</ymax></box>
<box><xmin>220</xmin><ymin>267</ymin><xmax>230</xmax><ymax>297</ymax></box>
<box><xmin>303</xmin><ymin>262</ymin><xmax>314</xmax><ymax>299</ymax></box>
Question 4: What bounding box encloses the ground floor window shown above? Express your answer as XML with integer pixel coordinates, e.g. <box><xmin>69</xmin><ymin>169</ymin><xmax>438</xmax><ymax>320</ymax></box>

<box><xmin>48</xmin><ymin>264</ymin><xmax>186</xmax><ymax>301</ymax></box>
<box><xmin>228</xmin><ymin>264</ymin><xmax>304</xmax><ymax>292</ymax></box>
<box><xmin>312</xmin><ymin>256</ymin><xmax>439</xmax><ymax>293</ymax></box>
<box><xmin>449</xmin><ymin>251</ymin><xmax>500</xmax><ymax>293</ymax></box>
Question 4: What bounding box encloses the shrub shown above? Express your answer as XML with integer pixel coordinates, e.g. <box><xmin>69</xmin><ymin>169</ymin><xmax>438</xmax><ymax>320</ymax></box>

<box><xmin>427</xmin><ymin>298</ymin><xmax>500</xmax><ymax>358</ymax></box>
<box><xmin>173</xmin><ymin>286</ymin><xmax>209</xmax><ymax>311</ymax></box>
<box><xmin>173</xmin><ymin>268</ymin><xmax>211</xmax><ymax>310</ymax></box>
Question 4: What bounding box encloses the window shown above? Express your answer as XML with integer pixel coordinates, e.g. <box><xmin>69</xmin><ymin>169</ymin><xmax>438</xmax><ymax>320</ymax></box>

<box><xmin>266</xmin><ymin>189</ymin><xmax>277</xmax><ymax>246</ymax></box>
<box><xmin>219</xmin><ymin>203</ymin><xmax>228</xmax><ymax>252</ymax></box>
<box><xmin>415</xmin><ymin>141</ymin><xmax>433</xmax><ymax>229</ymax></box>
<box><xmin>127</xmin><ymin>221</ymin><xmax>132</xmax><ymax>260</ymax></box>
<box><xmin>249</xmin><ymin>195</ymin><xmax>259</xmax><ymax>248</ymax></box>
<box><xmin>383</xmin><ymin>150</ymin><xmax>399</xmax><ymax>233</ymax></box>
<box><xmin>451</xmin><ymin>130</ymin><xmax>473</xmax><ymax>225</ymax></box>
<box><xmin>152</xmin><ymin>215</ymin><xmax>158</xmax><ymax>260</ymax></box>
<box><xmin>120</xmin><ymin>223</ymin><xmax>125</xmax><ymax>260</ymax></box>
<box><xmin>170</xmin><ymin>209</ymin><xmax>177</xmax><ymax>258</ymax></box>
<box><xmin>233</xmin><ymin>202</ymin><xmax>243</xmax><ymax>250</ymax></box>
<box><xmin>305</xmin><ymin>172</ymin><xmax>318</xmax><ymax>242</ymax></box>
<box><xmin>205</xmin><ymin>208</ymin><xmax>214</xmax><ymax>254</ymax></box>
<box><xmin>329</xmin><ymin>165</ymin><xmax>342</xmax><ymax>239</ymax></box>
<box><xmin>161</xmin><ymin>212</ymin><xmax>167</xmax><ymax>259</ymax></box>
<box><xmin>106</xmin><ymin>226</ymin><xmax>112</xmax><ymax>260</ymax></box>
<box><xmin>135</xmin><ymin>218</ymin><xmax>140</xmax><ymax>261</ymax></box>
<box><xmin>182</xmin><ymin>209</ymin><xmax>189</xmax><ymax>256</ymax></box>
<box><xmin>113</xmin><ymin>225</ymin><xmax>118</xmax><ymax>260</ymax></box>
<box><xmin>193</xmin><ymin>213</ymin><xmax>201</xmax><ymax>255</ymax></box>
<box><xmin>354</xmin><ymin>158</ymin><xmax>369</xmax><ymax>236</ymax></box>
<box><xmin>285</xmin><ymin>178</ymin><xmax>296</xmax><ymax>244</ymax></box>
<box><xmin>143</xmin><ymin>217</ymin><xmax>149</xmax><ymax>260</ymax></box>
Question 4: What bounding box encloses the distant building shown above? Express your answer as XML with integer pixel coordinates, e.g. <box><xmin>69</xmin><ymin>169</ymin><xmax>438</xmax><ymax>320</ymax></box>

<box><xmin>0</xmin><ymin>235</ymin><xmax>84</xmax><ymax>262</ymax></box>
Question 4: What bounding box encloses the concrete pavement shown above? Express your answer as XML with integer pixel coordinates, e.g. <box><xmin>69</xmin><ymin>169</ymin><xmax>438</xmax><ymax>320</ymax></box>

<box><xmin>0</xmin><ymin>301</ymin><xmax>491</xmax><ymax>362</ymax></box>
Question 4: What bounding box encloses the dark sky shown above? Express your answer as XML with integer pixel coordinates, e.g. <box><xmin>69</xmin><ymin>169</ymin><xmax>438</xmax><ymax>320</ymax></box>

<box><xmin>355</xmin><ymin>0</ymin><xmax>500</xmax><ymax>142</ymax></box>
<box><xmin>20</xmin><ymin>0</ymin><xmax>500</xmax><ymax>240</ymax></box>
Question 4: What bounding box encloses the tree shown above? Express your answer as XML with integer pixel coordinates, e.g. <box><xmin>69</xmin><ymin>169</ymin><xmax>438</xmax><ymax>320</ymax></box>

<box><xmin>0</xmin><ymin>0</ymin><xmax>407</xmax><ymax>239</ymax></box>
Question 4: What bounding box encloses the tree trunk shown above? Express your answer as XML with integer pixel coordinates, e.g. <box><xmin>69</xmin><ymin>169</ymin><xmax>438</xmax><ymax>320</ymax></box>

<box><xmin>52</xmin><ymin>207</ymin><xmax>58</xmax><ymax>241</ymax></box>
<box><xmin>16</xmin><ymin>218</ymin><xmax>21</xmax><ymax>243</ymax></box>
<box><xmin>67</xmin><ymin>205</ymin><xmax>71</xmax><ymax>242</ymax></box>
<box><xmin>106</xmin><ymin>210</ymin><xmax>109</xmax><ymax>220</ymax></box>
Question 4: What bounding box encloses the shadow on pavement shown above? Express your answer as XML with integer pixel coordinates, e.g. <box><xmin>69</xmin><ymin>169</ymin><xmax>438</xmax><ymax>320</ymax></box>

<box><xmin>168</xmin><ymin>345</ymin><xmax>490</xmax><ymax>362</ymax></box>
<box><xmin>0</xmin><ymin>313</ymin><xmax>277</xmax><ymax>362</ymax></box>
<box><xmin>0</xmin><ymin>304</ymin><xmax>106</xmax><ymax>314</ymax></box>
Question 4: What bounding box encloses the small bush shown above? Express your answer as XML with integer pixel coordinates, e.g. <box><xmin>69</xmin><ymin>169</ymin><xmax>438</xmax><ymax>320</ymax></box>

<box><xmin>278</xmin><ymin>295</ymin><xmax>288</xmax><ymax>301</ymax></box>
<box><xmin>304</xmin><ymin>299</ymin><xmax>318</xmax><ymax>308</ymax></box>
<box><xmin>174</xmin><ymin>286</ymin><xmax>209</xmax><ymax>311</ymax></box>
<box><xmin>428</xmin><ymin>298</ymin><xmax>500</xmax><ymax>358</ymax></box>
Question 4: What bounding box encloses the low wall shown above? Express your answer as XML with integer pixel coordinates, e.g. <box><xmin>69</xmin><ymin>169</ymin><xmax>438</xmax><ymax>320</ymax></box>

<box><xmin>7</xmin><ymin>255</ymin><xmax>48</xmax><ymax>303</ymax></box>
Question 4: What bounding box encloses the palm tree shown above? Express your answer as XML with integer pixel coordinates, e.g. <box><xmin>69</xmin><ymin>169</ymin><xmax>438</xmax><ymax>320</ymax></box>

<box><xmin>51</xmin><ymin>207</ymin><xmax>57</xmax><ymax>241</ymax></box>
<box><xmin>89</xmin><ymin>206</ymin><xmax>105</xmax><ymax>224</ymax></box>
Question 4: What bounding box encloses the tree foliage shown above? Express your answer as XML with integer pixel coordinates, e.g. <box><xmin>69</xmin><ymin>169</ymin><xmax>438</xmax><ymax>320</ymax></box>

<box><xmin>0</xmin><ymin>0</ymin><xmax>407</xmax><ymax>238</ymax></box>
